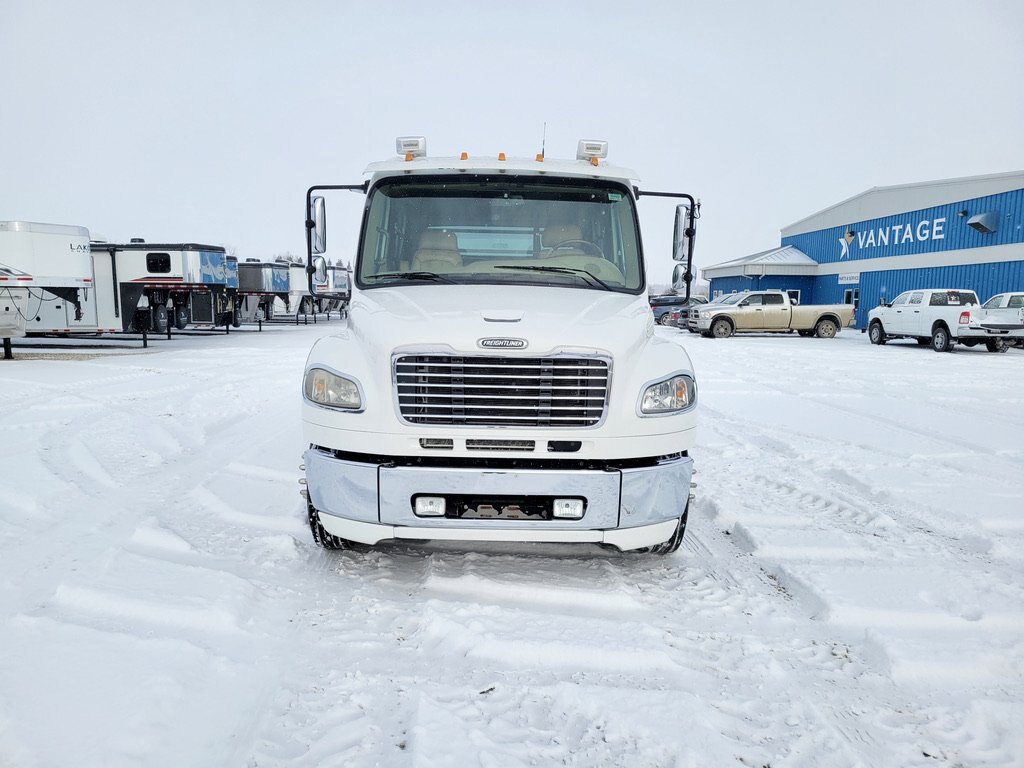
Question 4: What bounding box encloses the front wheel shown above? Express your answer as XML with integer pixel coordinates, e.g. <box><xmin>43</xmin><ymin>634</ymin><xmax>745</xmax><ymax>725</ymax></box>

<box><xmin>815</xmin><ymin>319</ymin><xmax>838</xmax><ymax>338</ymax></box>
<box><xmin>869</xmin><ymin>322</ymin><xmax>886</xmax><ymax>345</ymax></box>
<box><xmin>308</xmin><ymin>502</ymin><xmax>358</xmax><ymax>550</ymax></box>
<box><xmin>640</xmin><ymin>506</ymin><xmax>689</xmax><ymax>555</ymax></box>
<box><xmin>931</xmin><ymin>325</ymin><xmax>953</xmax><ymax>352</ymax></box>
<box><xmin>711</xmin><ymin>318</ymin><xmax>733</xmax><ymax>338</ymax></box>
<box><xmin>657</xmin><ymin>314</ymin><xmax>672</xmax><ymax>326</ymax></box>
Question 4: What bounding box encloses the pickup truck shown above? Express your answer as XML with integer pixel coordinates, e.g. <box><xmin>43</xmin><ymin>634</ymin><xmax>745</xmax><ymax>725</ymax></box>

<box><xmin>867</xmin><ymin>288</ymin><xmax>1019</xmax><ymax>352</ymax></box>
<box><xmin>968</xmin><ymin>292</ymin><xmax>1024</xmax><ymax>350</ymax></box>
<box><xmin>692</xmin><ymin>290</ymin><xmax>855</xmax><ymax>338</ymax></box>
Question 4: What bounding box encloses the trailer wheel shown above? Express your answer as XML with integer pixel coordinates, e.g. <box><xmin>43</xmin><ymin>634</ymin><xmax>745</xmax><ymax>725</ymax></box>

<box><xmin>710</xmin><ymin>318</ymin><xmax>733</xmax><ymax>338</ymax></box>
<box><xmin>153</xmin><ymin>304</ymin><xmax>169</xmax><ymax>334</ymax></box>
<box><xmin>986</xmin><ymin>339</ymin><xmax>1008</xmax><ymax>353</ymax></box>
<box><xmin>868</xmin><ymin>321</ymin><xmax>886</xmax><ymax>345</ymax></box>
<box><xmin>931</xmin><ymin>325</ymin><xmax>953</xmax><ymax>352</ymax></box>
<box><xmin>308</xmin><ymin>502</ymin><xmax>359</xmax><ymax>550</ymax></box>
<box><xmin>173</xmin><ymin>306</ymin><xmax>189</xmax><ymax>330</ymax></box>
<box><xmin>232</xmin><ymin>307</ymin><xmax>241</xmax><ymax>328</ymax></box>
<box><xmin>815</xmin><ymin>318</ymin><xmax>838</xmax><ymax>338</ymax></box>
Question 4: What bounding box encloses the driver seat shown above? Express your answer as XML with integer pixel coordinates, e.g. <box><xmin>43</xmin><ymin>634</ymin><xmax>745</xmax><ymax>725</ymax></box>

<box><xmin>411</xmin><ymin>230</ymin><xmax>462</xmax><ymax>272</ymax></box>
<box><xmin>539</xmin><ymin>224</ymin><xmax>584</xmax><ymax>257</ymax></box>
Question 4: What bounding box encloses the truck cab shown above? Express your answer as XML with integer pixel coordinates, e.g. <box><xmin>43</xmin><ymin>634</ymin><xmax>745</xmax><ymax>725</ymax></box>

<box><xmin>299</xmin><ymin>138</ymin><xmax>700</xmax><ymax>554</ymax></box>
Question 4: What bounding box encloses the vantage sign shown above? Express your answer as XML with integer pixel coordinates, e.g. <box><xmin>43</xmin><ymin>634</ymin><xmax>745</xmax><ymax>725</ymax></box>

<box><xmin>841</xmin><ymin>217</ymin><xmax>946</xmax><ymax>258</ymax></box>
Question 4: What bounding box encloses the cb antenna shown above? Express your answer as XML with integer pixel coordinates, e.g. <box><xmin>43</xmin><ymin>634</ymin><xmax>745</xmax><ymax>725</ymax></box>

<box><xmin>541</xmin><ymin>122</ymin><xmax>546</xmax><ymax>159</ymax></box>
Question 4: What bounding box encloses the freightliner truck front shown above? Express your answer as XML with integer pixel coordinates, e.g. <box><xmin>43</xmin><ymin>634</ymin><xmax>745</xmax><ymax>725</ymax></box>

<box><xmin>300</xmin><ymin>137</ymin><xmax>699</xmax><ymax>554</ymax></box>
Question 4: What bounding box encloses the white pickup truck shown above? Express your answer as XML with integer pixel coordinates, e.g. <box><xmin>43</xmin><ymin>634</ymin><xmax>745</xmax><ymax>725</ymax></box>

<box><xmin>969</xmin><ymin>292</ymin><xmax>1024</xmax><ymax>350</ymax></box>
<box><xmin>692</xmin><ymin>290</ymin><xmax>855</xmax><ymax>338</ymax></box>
<box><xmin>299</xmin><ymin>138</ymin><xmax>699</xmax><ymax>554</ymax></box>
<box><xmin>867</xmin><ymin>288</ymin><xmax>1021</xmax><ymax>352</ymax></box>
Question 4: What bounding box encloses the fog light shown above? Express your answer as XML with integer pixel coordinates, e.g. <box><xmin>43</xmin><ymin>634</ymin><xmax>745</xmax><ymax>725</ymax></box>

<box><xmin>414</xmin><ymin>496</ymin><xmax>446</xmax><ymax>517</ymax></box>
<box><xmin>553</xmin><ymin>498</ymin><xmax>584</xmax><ymax>519</ymax></box>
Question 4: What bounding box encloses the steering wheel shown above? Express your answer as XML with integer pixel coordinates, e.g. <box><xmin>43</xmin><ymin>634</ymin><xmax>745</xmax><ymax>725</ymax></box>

<box><xmin>542</xmin><ymin>240</ymin><xmax>605</xmax><ymax>259</ymax></box>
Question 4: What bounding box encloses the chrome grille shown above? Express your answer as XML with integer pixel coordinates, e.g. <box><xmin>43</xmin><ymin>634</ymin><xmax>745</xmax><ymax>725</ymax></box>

<box><xmin>395</xmin><ymin>355</ymin><xmax>609</xmax><ymax>427</ymax></box>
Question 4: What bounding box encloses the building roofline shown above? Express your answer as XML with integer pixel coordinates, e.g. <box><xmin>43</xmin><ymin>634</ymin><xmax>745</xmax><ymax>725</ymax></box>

<box><xmin>782</xmin><ymin>170</ymin><xmax>1024</xmax><ymax>233</ymax></box>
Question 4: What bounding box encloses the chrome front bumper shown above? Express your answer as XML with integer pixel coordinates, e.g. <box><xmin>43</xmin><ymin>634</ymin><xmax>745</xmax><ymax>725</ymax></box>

<box><xmin>303</xmin><ymin>447</ymin><xmax>693</xmax><ymax>551</ymax></box>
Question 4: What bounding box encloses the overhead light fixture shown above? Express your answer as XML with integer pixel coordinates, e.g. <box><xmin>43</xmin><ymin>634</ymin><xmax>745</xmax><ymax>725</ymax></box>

<box><xmin>966</xmin><ymin>211</ymin><xmax>998</xmax><ymax>234</ymax></box>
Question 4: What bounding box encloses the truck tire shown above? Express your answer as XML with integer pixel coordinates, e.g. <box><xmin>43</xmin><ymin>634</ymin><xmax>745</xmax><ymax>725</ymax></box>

<box><xmin>868</xmin><ymin>321</ymin><xmax>886</xmax><ymax>345</ymax></box>
<box><xmin>986</xmin><ymin>339</ymin><xmax>1008</xmax><ymax>353</ymax></box>
<box><xmin>642</xmin><ymin>506</ymin><xmax>689</xmax><ymax>555</ymax></box>
<box><xmin>710</xmin><ymin>318</ymin><xmax>733</xmax><ymax>338</ymax></box>
<box><xmin>814</xmin><ymin>318</ymin><xmax>838</xmax><ymax>338</ymax></box>
<box><xmin>657</xmin><ymin>314</ymin><xmax>672</xmax><ymax>326</ymax></box>
<box><xmin>153</xmin><ymin>304</ymin><xmax>169</xmax><ymax>334</ymax></box>
<box><xmin>308</xmin><ymin>502</ymin><xmax>357</xmax><ymax>550</ymax></box>
<box><xmin>931</xmin><ymin>325</ymin><xmax>953</xmax><ymax>352</ymax></box>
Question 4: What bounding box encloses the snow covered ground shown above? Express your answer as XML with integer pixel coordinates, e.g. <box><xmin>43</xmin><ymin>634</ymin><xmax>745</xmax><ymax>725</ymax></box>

<box><xmin>1</xmin><ymin>322</ymin><xmax>1022</xmax><ymax>768</ymax></box>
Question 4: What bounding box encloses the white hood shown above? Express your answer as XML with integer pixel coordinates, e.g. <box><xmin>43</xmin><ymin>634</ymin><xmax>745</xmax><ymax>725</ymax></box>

<box><xmin>346</xmin><ymin>284</ymin><xmax>653</xmax><ymax>359</ymax></box>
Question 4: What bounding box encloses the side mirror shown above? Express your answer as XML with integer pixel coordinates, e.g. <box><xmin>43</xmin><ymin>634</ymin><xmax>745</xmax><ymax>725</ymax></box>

<box><xmin>672</xmin><ymin>203</ymin><xmax>695</xmax><ymax>263</ymax></box>
<box><xmin>313</xmin><ymin>257</ymin><xmax>328</xmax><ymax>285</ymax></box>
<box><xmin>310</xmin><ymin>196</ymin><xmax>326</xmax><ymax>255</ymax></box>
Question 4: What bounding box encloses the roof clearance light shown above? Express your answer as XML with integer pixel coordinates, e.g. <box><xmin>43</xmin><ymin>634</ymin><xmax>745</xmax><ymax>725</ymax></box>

<box><xmin>576</xmin><ymin>139</ymin><xmax>608</xmax><ymax>161</ymax></box>
<box><xmin>460</xmin><ymin>152</ymin><xmax>468</xmax><ymax>160</ymax></box>
<box><xmin>498</xmin><ymin>152</ymin><xmax>506</xmax><ymax>161</ymax></box>
<box><xmin>396</xmin><ymin>136</ymin><xmax>427</xmax><ymax>160</ymax></box>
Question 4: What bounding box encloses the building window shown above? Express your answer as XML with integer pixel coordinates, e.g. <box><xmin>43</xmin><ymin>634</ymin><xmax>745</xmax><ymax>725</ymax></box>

<box><xmin>844</xmin><ymin>288</ymin><xmax>861</xmax><ymax>309</ymax></box>
<box><xmin>786</xmin><ymin>289</ymin><xmax>800</xmax><ymax>305</ymax></box>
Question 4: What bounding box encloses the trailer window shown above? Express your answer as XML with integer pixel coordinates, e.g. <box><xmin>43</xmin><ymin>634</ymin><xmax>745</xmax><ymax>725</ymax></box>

<box><xmin>147</xmin><ymin>253</ymin><xmax>171</xmax><ymax>273</ymax></box>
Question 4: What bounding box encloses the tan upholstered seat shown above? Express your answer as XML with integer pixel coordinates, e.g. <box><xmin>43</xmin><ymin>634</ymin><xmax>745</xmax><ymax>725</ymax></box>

<box><xmin>539</xmin><ymin>224</ymin><xmax>584</xmax><ymax>254</ymax></box>
<box><xmin>411</xmin><ymin>230</ymin><xmax>462</xmax><ymax>272</ymax></box>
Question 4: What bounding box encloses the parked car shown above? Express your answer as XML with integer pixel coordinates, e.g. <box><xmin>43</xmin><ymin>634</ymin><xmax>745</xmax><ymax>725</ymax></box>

<box><xmin>650</xmin><ymin>294</ymin><xmax>707</xmax><ymax>326</ymax></box>
<box><xmin>866</xmin><ymin>288</ymin><xmax>1019</xmax><ymax>352</ymax></box>
<box><xmin>692</xmin><ymin>290</ymin><xmax>855</xmax><ymax>338</ymax></box>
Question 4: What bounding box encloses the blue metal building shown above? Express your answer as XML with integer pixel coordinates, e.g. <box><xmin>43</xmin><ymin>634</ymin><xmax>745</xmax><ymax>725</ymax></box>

<box><xmin>702</xmin><ymin>171</ymin><xmax>1024</xmax><ymax>328</ymax></box>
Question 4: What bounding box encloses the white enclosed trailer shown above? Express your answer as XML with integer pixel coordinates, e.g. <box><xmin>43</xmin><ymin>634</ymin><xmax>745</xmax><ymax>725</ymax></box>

<box><xmin>273</xmin><ymin>260</ymin><xmax>315</xmax><ymax>316</ymax></box>
<box><xmin>236</xmin><ymin>260</ymin><xmax>290</xmax><ymax>322</ymax></box>
<box><xmin>0</xmin><ymin>221</ymin><xmax>117</xmax><ymax>334</ymax></box>
<box><xmin>89</xmin><ymin>240</ymin><xmax>232</xmax><ymax>332</ymax></box>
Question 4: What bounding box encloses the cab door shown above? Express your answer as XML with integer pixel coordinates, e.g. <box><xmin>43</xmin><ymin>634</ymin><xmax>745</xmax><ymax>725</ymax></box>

<box><xmin>732</xmin><ymin>293</ymin><xmax>763</xmax><ymax>329</ymax></box>
<box><xmin>885</xmin><ymin>292</ymin><xmax>913</xmax><ymax>334</ymax></box>
<box><xmin>761</xmin><ymin>293</ymin><xmax>790</xmax><ymax>329</ymax></box>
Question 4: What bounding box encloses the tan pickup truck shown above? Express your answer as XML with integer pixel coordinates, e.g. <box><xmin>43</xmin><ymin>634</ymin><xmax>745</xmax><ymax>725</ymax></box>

<box><xmin>693</xmin><ymin>290</ymin><xmax>855</xmax><ymax>338</ymax></box>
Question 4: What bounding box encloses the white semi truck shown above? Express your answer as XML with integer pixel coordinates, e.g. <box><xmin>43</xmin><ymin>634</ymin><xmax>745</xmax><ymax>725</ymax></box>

<box><xmin>299</xmin><ymin>138</ymin><xmax>699</xmax><ymax>554</ymax></box>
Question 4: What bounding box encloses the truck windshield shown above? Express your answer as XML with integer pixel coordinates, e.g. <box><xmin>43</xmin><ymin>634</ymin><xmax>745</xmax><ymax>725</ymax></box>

<box><xmin>357</xmin><ymin>175</ymin><xmax>644</xmax><ymax>293</ymax></box>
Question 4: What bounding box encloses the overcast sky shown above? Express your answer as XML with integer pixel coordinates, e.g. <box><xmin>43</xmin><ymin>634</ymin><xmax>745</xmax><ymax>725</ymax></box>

<box><xmin>3</xmin><ymin>1</ymin><xmax>1022</xmax><ymax>286</ymax></box>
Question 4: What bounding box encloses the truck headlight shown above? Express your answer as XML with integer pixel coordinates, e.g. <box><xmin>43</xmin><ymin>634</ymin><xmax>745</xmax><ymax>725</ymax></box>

<box><xmin>304</xmin><ymin>367</ymin><xmax>362</xmax><ymax>410</ymax></box>
<box><xmin>640</xmin><ymin>374</ymin><xmax>696</xmax><ymax>415</ymax></box>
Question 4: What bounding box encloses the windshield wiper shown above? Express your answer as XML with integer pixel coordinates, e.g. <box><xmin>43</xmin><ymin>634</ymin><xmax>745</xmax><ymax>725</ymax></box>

<box><xmin>493</xmin><ymin>264</ymin><xmax>612</xmax><ymax>291</ymax></box>
<box><xmin>364</xmin><ymin>271</ymin><xmax>455</xmax><ymax>284</ymax></box>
